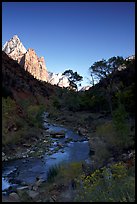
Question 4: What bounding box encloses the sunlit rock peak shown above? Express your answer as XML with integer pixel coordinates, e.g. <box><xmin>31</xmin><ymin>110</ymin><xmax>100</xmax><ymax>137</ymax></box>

<box><xmin>2</xmin><ymin>35</ymin><xmax>48</xmax><ymax>82</ymax></box>
<box><xmin>47</xmin><ymin>72</ymin><xmax>70</xmax><ymax>88</ymax></box>
<box><xmin>2</xmin><ymin>35</ymin><xmax>27</xmax><ymax>61</ymax></box>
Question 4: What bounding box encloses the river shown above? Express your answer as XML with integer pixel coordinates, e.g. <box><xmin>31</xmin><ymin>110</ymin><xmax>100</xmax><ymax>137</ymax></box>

<box><xmin>2</xmin><ymin>112</ymin><xmax>91</xmax><ymax>192</ymax></box>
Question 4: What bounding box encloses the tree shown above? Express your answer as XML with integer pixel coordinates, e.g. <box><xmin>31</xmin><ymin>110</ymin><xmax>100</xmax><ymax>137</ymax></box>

<box><xmin>89</xmin><ymin>56</ymin><xmax>125</xmax><ymax>115</ymax></box>
<box><xmin>62</xmin><ymin>69</ymin><xmax>83</xmax><ymax>91</ymax></box>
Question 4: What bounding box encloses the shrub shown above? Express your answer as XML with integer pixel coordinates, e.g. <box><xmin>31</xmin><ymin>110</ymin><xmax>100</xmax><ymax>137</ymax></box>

<box><xmin>95</xmin><ymin>108</ymin><xmax>133</xmax><ymax>152</ymax></box>
<box><xmin>75</xmin><ymin>162</ymin><xmax>135</xmax><ymax>202</ymax></box>
<box><xmin>2</xmin><ymin>97</ymin><xmax>45</xmax><ymax>146</ymax></box>
<box><xmin>60</xmin><ymin>91</ymin><xmax>81</xmax><ymax>111</ymax></box>
<box><xmin>59</xmin><ymin>162</ymin><xmax>83</xmax><ymax>181</ymax></box>
<box><xmin>91</xmin><ymin>139</ymin><xmax>112</xmax><ymax>168</ymax></box>
<box><xmin>52</xmin><ymin>97</ymin><xmax>61</xmax><ymax>109</ymax></box>
<box><xmin>27</xmin><ymin>105</ymin><xmax>45</xmax><ymax>128</ymax></box>
<box><xmin>96</xmin><ymin>121</ymin><xmax>117</xmax><ymax>145</ymax></box>
<box><xmin>112</xmin><ymin>104</ymin><xmax>133</xmax><ymax>149</ymax></box>
<box><xmin>50</xmin><ymin>162</ymin><xmax>83</xmax><ymax>186</ymax></box>
<box><xmin>2</xmin><ymin>97</ymin><xmax>19</xmax><ymax>145</ymax></box>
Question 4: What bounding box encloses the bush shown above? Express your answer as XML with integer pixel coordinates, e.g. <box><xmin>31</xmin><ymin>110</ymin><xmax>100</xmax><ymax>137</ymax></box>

<box><xmin>75</xmin><ymin>162</ymin><xmax>135</xmax><ymax>202</ymax></box>
<box><xmin>92</xmin><ymin>139</ymin><xmax>112</xmax><ymax>168</ymax></box>
<box><xmin>96</xmin><ymin>121</ymin><xmax>117</xmax><ymax>145</ymax></box>
<box><xmin>27</xmin><ymin>105</ymin><xmax>45</xmax><ymax>128</ymax></box>
<box><xmin>95</xmin><ymin>106</ymin><xmax>134</xmax><ymax>152</ymax></box>
<box><xmin>59</xmin><ymin>162</ymin><xmax>83</xmax><ymax>181</ymax></box>
<box><xmin>2</xmin><ymin>97</ymin><xmax>29</xmax><ymax>145</ymax></box>
<box><xmin>112</xmin><ymin>104</ymin><xmax>133</xmax><ymax>149</ymax></box>
<box><xmin>2</xmin><ymin>97</ymin><xmax>45</xmax><ymax>146</ymax></box>
<box><xmin>52</xmin><ymin>97</ymin><xmax>61</xmax><ymax>109</ymax></box>
<box><xmin>68</xmin><ymin>95</ymin><xmax>81</xmax><ymax>111</ymax></box>
<box><xmin>50</xmin><ymin>162</ymin><xmax>83</xmax><ymax>186</ymax></box>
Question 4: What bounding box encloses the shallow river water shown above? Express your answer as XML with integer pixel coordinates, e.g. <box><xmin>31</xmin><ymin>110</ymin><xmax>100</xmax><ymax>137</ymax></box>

<box><xmin>2</xmin><ymin>112</ymin><xmax>91</xmax><ymax>192</ymax></box>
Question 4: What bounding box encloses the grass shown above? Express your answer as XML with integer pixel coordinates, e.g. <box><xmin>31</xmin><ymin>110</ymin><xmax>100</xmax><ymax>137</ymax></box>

<box><xmin>47</xmin><ymin>164</ymin><xmax>61</xmax><ymax>182</ymax></box>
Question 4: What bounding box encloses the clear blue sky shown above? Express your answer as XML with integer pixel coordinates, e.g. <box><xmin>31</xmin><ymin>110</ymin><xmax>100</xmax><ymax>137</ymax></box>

<box><xmin>2</xmin><ymin>2</ymin><xmax>135</xmax><ymax>86</ymax></box>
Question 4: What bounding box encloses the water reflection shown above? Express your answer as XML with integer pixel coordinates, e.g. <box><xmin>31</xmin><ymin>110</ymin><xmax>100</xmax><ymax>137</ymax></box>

<box><xmin>2</xmin><ymin>114</ymin><xmax>91</xmax><ymax>191</ymax></box>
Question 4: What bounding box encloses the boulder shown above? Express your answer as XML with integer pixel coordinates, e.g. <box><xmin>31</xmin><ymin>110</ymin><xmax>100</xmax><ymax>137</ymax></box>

<box><xmin>32</xmin><ymin>178</ymin><xmax>44</xmax><ymax>191</ymax></box>
<box><xmin>50</xmin><ymin>195</ymin><xmax>57</xmax><ymax>202</ymax></box>
<box><xmin>9</xmin><ymin>192</ymin><xmax>20</xmax><ymax>202</ymax></box>
<box><xmin>53</xmin><ymin>142</ymin><xmax>58</xmax><ymax>146</ymax></box>
<box><xmin>27</xmin><ymin>190</ymin><xmax>39</xmax><ymax>200</ymax></box>
<box><xmin>43</xmin><ymin>140</ymin><xmax>49</xmax><ymax>143</ymax></box>
<box><xmin>77</xmin><ymin>127</ymin><xmax>88</xmax><ymax>136</ymax></box>
<box><xmin>50</xmin><ymin>131</ymin><xmax>65</xmax><ymax>138</ymax></box>
<box><xmin>2</xmin><ymin>152</ymin><xmax>5</xmax><ymax>156</ymax></box>
<box><xmin>23</xmin><ymin>143</ymin><xmax>31</xmax><ymax>147</ymax></box>
<box><xmin>55</xmin><ymin>134</ymin><xmax>65</xmax><ymax>138</ymax></box>
<box><xmin>17</xmin><ymin>186</ymin><xmax>29</xmax><ymax>196</ymax></box>
<box><xmin>43</xmin><ymin>126</ymin><xmax>49</xmax><ymax>130</ymax></box>
<box><xmin>2</xmin><ymin>156</ymin><xmax>8</xmax><ymax>161</ymax></box>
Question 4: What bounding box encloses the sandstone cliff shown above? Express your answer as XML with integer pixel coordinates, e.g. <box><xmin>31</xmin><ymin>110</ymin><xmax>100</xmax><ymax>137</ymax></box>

<box><xmin>2</xmin><ymin>35</ymin><xmax>48</xmax><ymax>82</ymax></box>
<box><xmin>20</xmin><ymin>48</ymin><xmax>48</xmax><ymax>81</ymax></box>
<box><xmin>2</xmin><ymin>35</ymin><xmax>71</xmax><ymax>87</ymax></box>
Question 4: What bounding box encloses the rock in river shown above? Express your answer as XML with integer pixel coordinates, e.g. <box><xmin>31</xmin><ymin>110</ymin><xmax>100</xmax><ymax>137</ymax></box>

<box><xmin>27</xmin><ymin>190</ymin><xmax>39</xmax><ymax>200</ymax></box>
<box><xmin>9</xmin><ymin>192</ymin><xmax>20</xmax><ymax>202</ymax></box>
<box><xmin>50</xmin><ymin>130</ymin><xmax>65</xmax><ymax>138</ymax></box>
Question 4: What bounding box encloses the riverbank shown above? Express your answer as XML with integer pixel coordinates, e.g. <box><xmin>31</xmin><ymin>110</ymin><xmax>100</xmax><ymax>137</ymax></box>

<box><xmin>2</xmin><ymin>150</ymin><xmax>135</xmax><ymax>202</ymax></box>
<box><xmin>2</xmin><ymin>110</ymin><xmax>135</xmax><ymax>202</ymax></box>
<box><xmin>2</xmin><ymin>112</ymin><xmax>91</xmax><ymax>200</ymax></box>
<box><xmin>2</xmin><ymin>109</ymin><xmax>135</xmax><ymax>175</ymax></box>
<box><xmin>47</xmin><ymin>109</ymin><xmax>135</xmax><ymax>179</ymax></box>
<box><xmin>2</xmin><ymin>110</ymin><xmax>98</xmax><ymax>162</ymax></box>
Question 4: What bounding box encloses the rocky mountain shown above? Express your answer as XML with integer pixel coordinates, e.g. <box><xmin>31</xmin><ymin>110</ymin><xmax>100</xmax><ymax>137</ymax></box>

<box><xmin>79</xmin><ymin>86</ymin><xmax>91</xmax><ymax>91</ymax></box>
<box><xmin>2</xmin><ymin>35</ymin><xmax>48</xmax><ymax>82</ymax></box>
<box><xmin>2</xmin><ymin>51</ymin><xmax>60</xmax><ymax>103</ymax></box>
<box><xmin>20</xmin><ymin>48</ymin><xmax>48</xmax><ymax>81</ymax></box>
<box><xmin>2</xmin><ymin>35</ymin><xmax>27</xmax><ymax>62</ymax></box>
<box><xmin>2</xmin><ymin>36</ymin><xmax>90</xmax><ymax>90</ymax></box>
<box><xmin>47</xmin><ymin>72</ymin><xmax>70</xmax><ymax>87</ymax></box>
<box><xmin>2</xmin><ymin>35</ymin><xmax>70</xmax><ymax>87</ymax></box>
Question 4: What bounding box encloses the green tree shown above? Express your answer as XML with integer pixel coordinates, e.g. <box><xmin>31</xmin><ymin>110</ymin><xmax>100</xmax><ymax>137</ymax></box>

<box><xmin>89</xmin><ymin>56</ymin><xmax>125</xmax><ymax>115</ymax></box>
<box><xmin>63</xmin><ymin>69</ymin><xmax>83</xmax><ymax>91</ymax></box>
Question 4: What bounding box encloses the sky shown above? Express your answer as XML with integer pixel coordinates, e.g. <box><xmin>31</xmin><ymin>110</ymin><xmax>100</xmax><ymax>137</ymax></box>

<box><xmin>2</xmin><ymin>2</ymin><xmax>135</xmax><ymax>87</ymax></box>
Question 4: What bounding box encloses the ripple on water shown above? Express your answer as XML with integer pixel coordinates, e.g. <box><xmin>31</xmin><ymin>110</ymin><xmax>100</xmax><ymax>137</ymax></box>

<box><xmin>2</xmin><ymin>113</ymin><xmax>91</xmax><ymax>191</ymax></box>
<box><xmin>2</xmin><ymin>178</ymin><xmax>10</xmax><ymax>191</ymax></box>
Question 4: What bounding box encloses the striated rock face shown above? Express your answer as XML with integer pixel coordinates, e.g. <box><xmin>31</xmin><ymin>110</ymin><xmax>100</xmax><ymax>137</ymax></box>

<box><xmin>2</xmin><ymin>35</ymin><xmax>48</xmax><ymax>82</ymax></box>
<box><xmin>2</xmin><ymin>35</ymin><xmax>70</xmax><ymax>86</ymax></box>
<box><xmin>48</xmin><ymin>72</ymin><xmax>70</xmax><ymax>88</ymax></box>
<box><xmin>21</xmin><ymin>49</ymin><xmax>48</xmax><ymax>81</ymax></box>
<box><xmin>2</xmin><ymin>35</ymin><xmax>27</xmax><ymax>64</ymax></box>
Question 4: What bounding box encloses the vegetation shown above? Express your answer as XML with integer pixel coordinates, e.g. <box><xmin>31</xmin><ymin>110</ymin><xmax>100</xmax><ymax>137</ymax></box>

<box><xmin>75</xmin><ymin>161</ymin><xmax>135</xmax><ymax>202</ymax></box>
<box><xmin>2</xmin><ymin>51</ymin><xmax>135</xmax><ymax>202</ymax></box>
<box><xmin>112</xmin><ymin>104</ymin><xmax>133</xmax><ymax>149</ymax></box>
<box><xmin>63</xmin><ymin>69</ymin><xmax>83</xmax><ymax>91</ymax></box>
<box><xmin>47</xmin><ymin>164</ymin><xmax>61</xmax><ymax>182</ymax></box>
<box><xmin>89</xmin><ymin>56</ymin><xmax>125</xmax><ymax>114</ymax></box>
<box><xmin>2</xmin><ymin>97</ymin><xmax>46</xmax><ymax>146</ymax></box>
